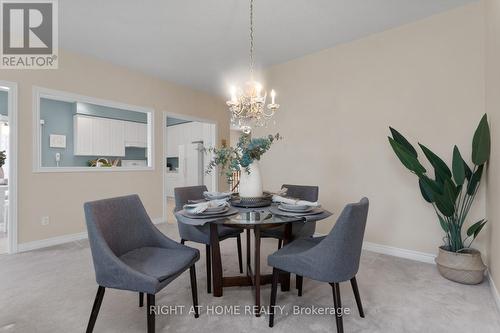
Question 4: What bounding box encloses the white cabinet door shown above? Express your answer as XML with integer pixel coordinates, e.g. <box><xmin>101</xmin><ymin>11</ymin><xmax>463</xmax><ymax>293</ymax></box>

<box><xmin>189</xmin><ymin>122</ymin><xmax>203</xmax><ymax>142</ymax></box>
<box><xmin>108</xmin><ymin>119</ymin><xmax>125</xmax><ymax>156</ymax></box>
<box><xmin>74</xmin><ymin>115</ymin><xmax>126</xmax><ymax>157</ymax></box>
<box><xmin>74</xmin><ymin>115</ymin><xmax>93</xmax><ymax>155</ymax></box>
<box><xmin>125</xmin><ymin>121</ymin><xmax>147</xmax><ymax>148</ymax></box>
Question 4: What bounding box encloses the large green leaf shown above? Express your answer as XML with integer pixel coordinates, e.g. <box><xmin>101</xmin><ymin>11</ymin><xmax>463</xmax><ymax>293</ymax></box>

<box><xmin>452</xmin><ymin>146</ymin><xmax>466</xmax><ymax>186</ymax></box>
<box><xmin>434</xmin><ymin>191</ymin><xmax>455</xmax><ymax>217</ymax></box>
<box><xmin>419</xmin><ymin>175</ymin><xmax>454</xmax><ymax>216</ymax></box>
<box><xmin>444</xmin><ymin>178</ymin><xmax>459</xmax><ymax>205</ymax></box>
<box><xmin>467</xmin><ymin>219</ymin><xmax>487</xmax><ymax>239</ymax></box>
<box><xmin>419</xmin><ymin>178</ymin><xmax>433</xmax><ymax>203</ymax></box>
<box><xmin>419</xmin><ymin>143</ymin><xmax>452</xmax><ymax>180</ymax></box>
<box><xmin>419</xmin><ymin>175</ymin><xmax>444</xmax><ymax>196</ymax></box>
<box><xmin>467</xmin><ymin>164</ymin><xmax>484</xmax><ymax>195</ymax></box>
<box><xmin>388</xmin><ymin>137</ymin><xmax>426</xmax><ymax>175</ymax></box>
<box><xmin>472</xmin><ymin>114</ymin><xmax>491</xmax><ymax>165</ymax></box>
<box><xmin>464</xmin><ymin>160</ymin><xmax>472</xmax><ymax>181</ymax></box>
<box><xmin>389</xmin><ymin>127</ymin><xmax>417</xmax><ymax>158</ymax></box>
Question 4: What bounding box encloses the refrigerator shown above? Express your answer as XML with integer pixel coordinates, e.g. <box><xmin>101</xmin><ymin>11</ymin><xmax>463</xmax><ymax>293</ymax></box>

<box><xmin>178</xmin><ymin>141</ymin><xmax>204</xmax><ymax>187</ymax></box>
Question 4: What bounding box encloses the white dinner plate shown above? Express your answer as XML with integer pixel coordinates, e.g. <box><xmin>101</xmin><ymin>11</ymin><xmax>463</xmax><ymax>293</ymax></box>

<box><xmin>278</xmin><ymin>204</ymin><xmax>314</xmax><ymax>213</ymax></box>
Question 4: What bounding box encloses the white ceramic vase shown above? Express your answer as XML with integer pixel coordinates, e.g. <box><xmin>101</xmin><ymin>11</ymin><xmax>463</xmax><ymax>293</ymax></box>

<box><xmin>239</xmin><ymin>161</ymin><xmax>263</xmax><ymax>198</ymax></box>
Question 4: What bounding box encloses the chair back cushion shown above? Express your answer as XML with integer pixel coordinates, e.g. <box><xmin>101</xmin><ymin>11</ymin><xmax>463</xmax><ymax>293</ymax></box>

<box><xmin>84</xmin><ymin>194</ymin><xmax>157</xmax><ymax>257</ymax></box>
<box><xmin>281</xmin><ymin>184</ymin><xmax>319</xmax><ymax>202</ymax></box>
<box><xmin>315</xmin><ymin>198</ymin><xmax>369</xmax><ymax>282</ymax></box>
<box><xmin>174</xmin><ymin>185</ymin><xmax>208</xmax><ymax>212</ymax></box>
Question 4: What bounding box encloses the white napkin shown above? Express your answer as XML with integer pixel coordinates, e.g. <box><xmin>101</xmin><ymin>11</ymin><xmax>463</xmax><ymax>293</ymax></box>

<box><xmin>203</xmin><ymin>191</ymin><xmax>232</xmax><ymax>200</ymax></box>
<box><xmin>272</xmin><ymin>195</ymin><xmax>320</xmax><ymax>207</ymax></box>
<box><xmin>184</xmin><ymin>199</ymin><xmax>229</xmax><ymax>215</ymax></box>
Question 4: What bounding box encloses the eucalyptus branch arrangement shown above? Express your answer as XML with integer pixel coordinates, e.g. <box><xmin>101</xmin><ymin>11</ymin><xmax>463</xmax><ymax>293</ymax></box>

<box><xmin>388</xmin><ymin>114</ymin><xmax>490</xmax><ymax>253</ymax></box>
<box><xmin>204</xmin><ymin>132</ymin><xmax>282</xmax><ymax>183</ymax></box>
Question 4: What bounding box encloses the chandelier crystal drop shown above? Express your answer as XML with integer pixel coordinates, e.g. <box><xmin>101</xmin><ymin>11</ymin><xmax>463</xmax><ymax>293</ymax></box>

<box><xmin>226</xmin><ymin>0</ymin><xmax>279</xmax><ymax>134</ymax></box>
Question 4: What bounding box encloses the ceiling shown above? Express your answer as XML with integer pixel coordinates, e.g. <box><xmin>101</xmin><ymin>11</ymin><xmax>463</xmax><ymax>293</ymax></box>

<box><xmin>60</xmin><ymin>0</ymin><xmax>476</xmax><ymax>95</ymax></box>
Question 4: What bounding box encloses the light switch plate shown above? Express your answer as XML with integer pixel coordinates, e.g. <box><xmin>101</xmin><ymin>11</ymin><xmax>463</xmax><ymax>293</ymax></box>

<box><xmin>49</xmin><ymin>134</ymin><xmax>66</xmax><ymax>148</ymax></box>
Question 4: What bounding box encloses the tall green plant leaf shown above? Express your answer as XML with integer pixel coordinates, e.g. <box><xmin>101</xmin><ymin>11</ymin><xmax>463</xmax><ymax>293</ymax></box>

<box><xmin>467</xmin><ymin>219</ymin><xmax>487</xmax><ymax>239</ymax></box>
<box><xmin>434</xmin><ymin>191</ymin><xmax>455</xmax><ymax>217</ymax></box>
<box><xmin>467</xmin><ymin>164</ymin><xmax>484</xmax><ymax>195</ymax></box>
<box><xmin>444</xmin><ymin>179</ymin><xmax>459</xmax><ymax>206</ymax></box>
<box><xmin>388</xmin><ymin>137</ymin><xmax>426</xmax><ymax>175</ymax></box>
<box><xmin>452</xmin><ymin>146</ymin><xmax>466</xmax><ymax>186</ymax></box>
<box><xmin>464</xmin><ymin>161</ymin><xmax>472</xmax><ymax>181</ymax></box>
<box><xmin>389</xmin><ymin>127</ymin><xmax>417</xmax><ymax>157</ymax></box>
<box><xmin>419</xmin><ymin>143</ymin><xmax>452</xmax><ymax>180</ymax></box>
<box><xmin>419</xmin><ymin>178</ymin><xmax>433</xmax><ymax>203</ymax></box>
<box><xmin>472</xmin><ymin>114</ymin><xmax>491</xmax><ymax>165</ymax></box>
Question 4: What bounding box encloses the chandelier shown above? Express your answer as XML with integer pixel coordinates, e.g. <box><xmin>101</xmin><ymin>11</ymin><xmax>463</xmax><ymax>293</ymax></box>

<box><xmin>226</xmin><ymin>0</ymin><xmax>279</xmax><ymax>134</ymax></box>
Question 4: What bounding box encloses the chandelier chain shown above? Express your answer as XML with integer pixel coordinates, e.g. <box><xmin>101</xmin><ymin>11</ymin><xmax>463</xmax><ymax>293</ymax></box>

<box><xmin>249</xmin><ymin>0</ymin><xmax>254</xmax><ymax>77</ymax></box>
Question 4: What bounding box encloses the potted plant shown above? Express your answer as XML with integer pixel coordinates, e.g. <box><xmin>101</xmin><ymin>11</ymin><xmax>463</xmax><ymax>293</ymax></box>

<box><xmin>388</xmin><ymin>114</ymin><xmax>490</xmax><ymax>284</ymax></box>
<box><xmin>205</xmin><ymin>132</ymin><xmax>281</xmax><ymax>197</ymax></box>
<box><xmin>0</xmin><ymin>150</ymin><xmax>6</xmax><ymax>180</ymax></box>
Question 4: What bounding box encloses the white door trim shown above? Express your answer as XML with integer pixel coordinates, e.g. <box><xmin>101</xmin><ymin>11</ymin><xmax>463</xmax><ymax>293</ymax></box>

<box><xmin>162</xmin><ymin>111</ymin><xmax>218</xmax><ymax>224</ymax></box>
<box><xmin>0</xmin><ymin>80</ymin><xmax>18</xmax><ymax>254</ymax></box>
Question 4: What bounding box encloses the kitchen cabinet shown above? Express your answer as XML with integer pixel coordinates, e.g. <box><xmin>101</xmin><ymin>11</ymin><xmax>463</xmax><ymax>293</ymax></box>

<box><xmin>74</xmin><ymin>115</ymin><xmax>145</xmax><ymax>157</ymax></box>
<box><xmin>73</xmin><ymin>115</ymin><xmax>93</xmax><ymax>155</ymax></box>
<box><xmin>124</xmin><ymin>121</ymin><xmax>147</xmax><ymax>148</ymax></box>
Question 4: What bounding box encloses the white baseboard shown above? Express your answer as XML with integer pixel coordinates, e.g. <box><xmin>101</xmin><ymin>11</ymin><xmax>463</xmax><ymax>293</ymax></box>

<box><xmin>18</xmin><ymin>231</ymin><xmax>88</xmax><ymax>252</ymax></box>
<box><xmin>362</xmin><ymin>241</ymin><xmax>436</xmax><ymax>264</ymax></box>
<box><xmin>488</xmin><ymin>272</ymin><xmax>500</xmax><ymax>313</ymax></box>
<box><xmin>17</xmin><ymin>216</ymin><xmax>165</xmax><ymax>253</ymax></box>
<box><xmin>311</xmin><ymin>233</ymin><xmax>438</xmax><ymax>265</ymax></box>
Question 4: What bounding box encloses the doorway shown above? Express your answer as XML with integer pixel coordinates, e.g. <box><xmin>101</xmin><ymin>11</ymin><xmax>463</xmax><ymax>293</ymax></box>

<box><xmin>163</xmin><ymin>113</ymin><xmax>217</xmax><ymax>224</ymax></box>
<box><xmin>0</xmin><ymin>81</ymin><xmax>18</xmax><ymax>254</ymax></box>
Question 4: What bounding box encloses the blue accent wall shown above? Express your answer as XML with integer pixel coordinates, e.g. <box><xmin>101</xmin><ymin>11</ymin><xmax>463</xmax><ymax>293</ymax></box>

<box><xmin>40</xmin><ymin>98</ymin><xmax>147</xmax><ymax>167</ymax></box>
<box><xmin>167</xmin><ymin>117</ymin><xmax>191</xmax><ymax>126</ymax></box>
<box><xmin>0</xmin><ymin>91</ymin><xmax>7</xmax><ymax>116</ymax></box>
<box><xmin>77</xmin><ymin>102</ymin><xmax>147</xmax><ymax>123</ymax></box>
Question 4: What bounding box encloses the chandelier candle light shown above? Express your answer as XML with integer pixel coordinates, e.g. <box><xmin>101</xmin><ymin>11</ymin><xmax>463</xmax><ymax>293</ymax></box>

<box><xmin>226</xmin><ymin>0</ymin><xmax>280</xmax><ymax>134</ymax></box>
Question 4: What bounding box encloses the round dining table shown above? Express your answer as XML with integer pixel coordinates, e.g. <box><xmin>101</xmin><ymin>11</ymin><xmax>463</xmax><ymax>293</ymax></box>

<box><xmin>175</xmin><ymin>204</ymin><xmax>332</xmax><ymax>317</ymax></box>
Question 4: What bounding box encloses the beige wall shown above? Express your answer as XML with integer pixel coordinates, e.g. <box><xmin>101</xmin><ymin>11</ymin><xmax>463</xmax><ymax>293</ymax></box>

<box><xmin>485</xmin><ymin>0</ymin><xmax>500</xmax><ymax>291</ymax></box>
<box><xmin>255</xmin><ymin>3</ymin><xmax>488</xmax><ymax>256</ymax></box>
<box><xmin>0</xmin><ymin>49</ymin><xmax>227</xmax><ymax>244</ymax></box>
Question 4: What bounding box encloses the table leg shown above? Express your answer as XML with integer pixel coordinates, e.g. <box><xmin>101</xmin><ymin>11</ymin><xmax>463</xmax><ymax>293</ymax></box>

<box><xmin>210</xmin><ymin>223</ymin><xmax>223</xmax><ymax>297</ymax></box>
<box><xmin>246</xmin><ymin>229</ymin><xmax>251</xmax><ymax>275</ymax></box>
<box><xmin>254</xmin><ymin>225</ymin><xmax>261</xmax><ymax>317</ymax></box>
<box><xmin>280</xmin><ymin>223</ymin><xmax>292</xmax><ymax>292</ymax></box>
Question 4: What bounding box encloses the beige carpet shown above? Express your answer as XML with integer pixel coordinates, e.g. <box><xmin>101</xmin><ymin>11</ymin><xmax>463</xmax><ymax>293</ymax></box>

<box><xmin>0</xmin><ymin>223</ymin><xmax>499</xmax><ymax>333</ymax></box>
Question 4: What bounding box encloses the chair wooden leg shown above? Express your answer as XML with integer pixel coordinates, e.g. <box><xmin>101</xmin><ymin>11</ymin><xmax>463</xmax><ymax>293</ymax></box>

<box><xmin>237</xmin><ymin>234</ymin><xmax>243</xmax><ymax>273</ymax></box>
<box><xmin>180</xmin><ymin>239</ymin><xmax>186</xmax><ymax>245</ymax></box>
<box><xmin>277</xmin><ymin>239</ymin><xmax>283</xmax><ymax>249</ymax></box>
<box><xmin>86</xmin><ymin>286</ymin><xmax>105</xmax><ymax>333</ymax></box>
<box><xmin>189</xmin><ymin>264</ymin><xmax>199</xmax><ymax>318</ymax></box>
<box><xmin>139</xmin><ymin>292</ymin><xmax>144</xmax><ymax>307</ymax></box>
<box><xmin>269</xmin><ymin>268</ymin><xmax>280</xmax><ymax>327</ymax></box>
<box><xmin>147</xmin><ymin>294</ymin><xmax>155</xmax><ymax>333</ymax></box>
<box><xmin>331</xmin><ymin>283</ymin><xmax>344</xmax><ymax>333</ymax></box>
<box><xmin>206</xmin><ymin>245</ymin><xmax>212</xmax><ymax>294</ymax></box>
<box><xmin>296</xmin><ymin>275</ymin><xmax>303</xmax><ymax>297</ymax></box>
<box><xmin>350</xmin><ymin>277</ymin><xmax>365</xmax><ymax>318</ymax></box>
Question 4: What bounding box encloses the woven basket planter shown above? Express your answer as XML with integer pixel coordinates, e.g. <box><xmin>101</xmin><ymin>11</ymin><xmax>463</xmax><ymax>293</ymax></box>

<box><xmin>435</xmin><ymin>246</ymin><xmax>486</xmax><ymax>285</ymax></box>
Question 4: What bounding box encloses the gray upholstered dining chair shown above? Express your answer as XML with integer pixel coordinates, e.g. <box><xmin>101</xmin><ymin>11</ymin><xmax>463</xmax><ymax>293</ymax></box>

<box><xmin>84</xmin><ymin>195</ymin><xmax>200</xmax><ymax>333</ymax></box>
<box><xmin>174</xmin><ymin>185</ymin><xmax>243</xmax><ymax>293</ymax></box>
<box><xmin>261</xmin><ymin>184</ymin><xmax>320</xmax><ymax>247</ymax></box>
<box><xmin>268</xmin><ymin>198</ymin><xmax>369</xmax><ymax>333</ymax></box>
